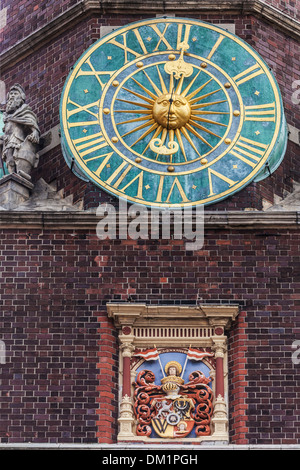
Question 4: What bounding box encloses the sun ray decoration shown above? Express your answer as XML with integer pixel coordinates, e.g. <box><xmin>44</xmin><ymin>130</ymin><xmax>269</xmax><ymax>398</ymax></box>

<box><xmin>114</xmin><ymin>65</ymin><xmax>229</xmax><ymax>164</ymax></box>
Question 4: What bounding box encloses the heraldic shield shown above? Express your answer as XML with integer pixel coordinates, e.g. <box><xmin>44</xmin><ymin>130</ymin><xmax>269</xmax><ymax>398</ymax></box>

<box><xmin>133</xmin><ymin>349</ymin><xmax>214</xmax><ymax>439</ymax></box>
<box><xmin>151</xmin><ymin>395</ymin><xmax>195</xmax><ymax>438</ymax></box>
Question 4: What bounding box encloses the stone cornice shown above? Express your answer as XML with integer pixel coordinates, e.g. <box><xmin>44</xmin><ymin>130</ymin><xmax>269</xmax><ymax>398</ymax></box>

<box><xmin>0</xmin><ymin>210</ymin><xmax>298</xmax><ymax>230</ymax></box>
<box><xmin>107</xmin><ymin>302</ymin><xmax>239</xmax><ymax>327</ymax></box>
<box><xmin>0</xmin><ymin>0</ymin><xmax>299</xmax><ymax>72</ymax></box>
<box><xmin>107</xmin><ymin>302</ymin><xmax>239</xmax><ymax>347</ymax></box>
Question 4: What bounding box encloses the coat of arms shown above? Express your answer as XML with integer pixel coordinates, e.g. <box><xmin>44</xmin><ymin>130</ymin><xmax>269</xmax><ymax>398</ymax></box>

<box><xmin>133</xmin><ymin>348</ymin><xmax>214</xmax><ymax>439</ymax></box>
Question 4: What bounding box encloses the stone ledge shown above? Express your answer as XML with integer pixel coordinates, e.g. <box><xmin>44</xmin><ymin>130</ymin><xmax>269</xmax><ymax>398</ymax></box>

<box><xmin>0</xmin><ymin>210</ymin><xmax>298</xmax><ymax>230</ymax></box>
<box><xmin>107</xmin><ymin>302</ymin><xmax>239</xmax><ymax>325</ymax></box>
<box><xmin>1</xmin><ymin>0</ymin><xmax>300</xmax><ymax>71</ymax></box>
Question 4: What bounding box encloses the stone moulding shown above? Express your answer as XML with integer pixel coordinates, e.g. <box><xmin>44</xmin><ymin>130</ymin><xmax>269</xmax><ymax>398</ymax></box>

<box><xmin>0</xmin><ymin>210</ymin><xmax>298</xmax><ymax>230</ymax></box>
<box><xmin>107</xmin><ymin>303</ymin><xmax>240</xmax><ymax>348</ymax></box>
<box><xmin>1</xmin><ymin>0</ymin><xmax>300</xmax><ymax>71</ymax></box>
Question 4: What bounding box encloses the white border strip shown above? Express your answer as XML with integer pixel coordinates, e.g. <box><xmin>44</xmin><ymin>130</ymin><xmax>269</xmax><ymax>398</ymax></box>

<box><xmin>0</xmin><ymin>443</ymin><xmax>299</xmax><ymax>450</ymax></box>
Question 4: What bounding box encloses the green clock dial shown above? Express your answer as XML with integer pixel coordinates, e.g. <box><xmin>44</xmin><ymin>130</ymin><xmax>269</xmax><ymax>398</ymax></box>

<box><xmin>60</xmin><ymin>17</ymin><xmax>287</xmax><ymax>208</ymax></box>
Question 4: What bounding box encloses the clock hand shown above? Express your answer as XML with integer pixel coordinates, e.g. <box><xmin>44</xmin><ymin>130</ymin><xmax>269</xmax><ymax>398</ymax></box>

<box><xmin>167</xmin><ymin>82</ymin><xmax>175</xmax><ymax>132</ymax></box>
<box><xmin>148</xmin><ymin>81</ymin><xmax>179</xmax><ymax>161</ymax></box>
<box><xmin>164</xmin><ymin>42</ymin><xmax>193</xmax><ymax>79</ymax></box>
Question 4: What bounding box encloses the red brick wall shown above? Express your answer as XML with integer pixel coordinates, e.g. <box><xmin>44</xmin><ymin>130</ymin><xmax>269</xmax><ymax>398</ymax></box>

<box><xmin>0</xmin><ymin>0</ymin><xmax>82</xmax><ymax>50</ymax></box>
<box><xmin>0</xmin><ymin>228</ymin><xmax>118</xmax><ymax>443</ymax></box>
<box><xmin>0</xmin><ymin>227</ymin><xmax>299</xmax><ymax>444</ymax></box>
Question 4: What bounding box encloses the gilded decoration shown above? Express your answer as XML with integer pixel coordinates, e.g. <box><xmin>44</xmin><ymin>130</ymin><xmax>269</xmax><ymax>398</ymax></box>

<box><xmin>133</xmin><ymin>348</ymin><xmax>215</xmax><ymax>439</ymax></box>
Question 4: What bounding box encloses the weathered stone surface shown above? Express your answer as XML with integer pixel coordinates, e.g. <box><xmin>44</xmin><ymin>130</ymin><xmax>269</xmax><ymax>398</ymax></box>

<box><xmin>6</xmin><ymin>177</ymin><xmax>83</xmax><ymax>212</ymax></box>
<box><xmin>0</xmin><ymin>173</ymin><xmax>34</xmax><ymax>209</ymax></box>
<box><xmin>264</xmin><ymin>181</ymin><xmax>300</xmax><ymax>211</ymax></box>
<box><xmin>0</xmin><ymin>84</ymin><xmax>40</xmax><ymax>179</ymax></box>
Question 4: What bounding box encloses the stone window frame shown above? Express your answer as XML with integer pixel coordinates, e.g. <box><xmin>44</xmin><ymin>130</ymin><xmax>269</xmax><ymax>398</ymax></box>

<box><xmin>107</xmin><ymin>303</ymin><xmax>239</xmax><ymax>444</ymax></box>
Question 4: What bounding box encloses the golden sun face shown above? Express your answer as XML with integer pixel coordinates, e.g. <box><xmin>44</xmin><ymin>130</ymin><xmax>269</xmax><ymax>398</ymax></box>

<box><xmin>152</xmin><ymin>93</ymin><xmax>191</xmax><ymax>130</ymax></box>
<box><xmin>114</xmin><ymin>65</ymin><xmax>230</xmax><ymax>164</ymax></box>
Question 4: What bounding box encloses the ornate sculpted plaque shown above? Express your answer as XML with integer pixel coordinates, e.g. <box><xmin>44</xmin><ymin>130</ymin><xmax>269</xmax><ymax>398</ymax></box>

<box><xmin>133</xmin><ymin>349</ymin><xmax>214</xmax><ymax>439</ymax></box>
<box><xmin>107</xmin><ymin>303</ymin><xmax>239</xmax><ymax>442</ymax></box>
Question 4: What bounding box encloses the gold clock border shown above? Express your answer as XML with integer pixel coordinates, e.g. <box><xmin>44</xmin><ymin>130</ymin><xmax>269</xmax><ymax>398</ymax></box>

<box><xmin>61</xmin><ymin>18</ymin><xmax>282</xmax><ymax>208</ymax></box>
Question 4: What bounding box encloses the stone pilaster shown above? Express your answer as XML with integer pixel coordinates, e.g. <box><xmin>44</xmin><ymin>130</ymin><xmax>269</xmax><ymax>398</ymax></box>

<box><xmin>118</xmin><ymin>394</ymin><xmax>135</xmax><ymax>439</ymax></box>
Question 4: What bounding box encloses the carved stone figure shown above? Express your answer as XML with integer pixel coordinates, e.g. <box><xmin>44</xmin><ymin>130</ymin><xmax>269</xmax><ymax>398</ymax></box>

<box><xmin>0</xmin><ymin>84</ymin><xmax>40</xmax><ymax>180</ymax></box>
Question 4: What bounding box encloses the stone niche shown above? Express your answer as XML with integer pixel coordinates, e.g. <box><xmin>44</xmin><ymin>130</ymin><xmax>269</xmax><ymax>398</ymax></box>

<box><xmin>107</xmin><ymin>303</ymin><xmax>239</xmax><ymax>444</ymax></box>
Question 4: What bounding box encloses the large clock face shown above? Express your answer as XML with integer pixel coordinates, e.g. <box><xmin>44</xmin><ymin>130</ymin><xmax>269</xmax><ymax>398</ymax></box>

<box><xmin>60</xmin><ymin>18</ymin><xmax>287</xmax><ymax>208</ymax></box>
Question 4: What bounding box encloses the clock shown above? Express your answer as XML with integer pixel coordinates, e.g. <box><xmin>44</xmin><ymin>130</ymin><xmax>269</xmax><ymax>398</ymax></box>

<box><xmin>60</xmin><ymin>17</ymin><xmax>287</xmax><ymax>208</ymax></box>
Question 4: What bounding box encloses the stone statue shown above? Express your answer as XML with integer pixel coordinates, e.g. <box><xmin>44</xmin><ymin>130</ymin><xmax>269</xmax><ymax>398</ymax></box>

<box><xmin>0</xmin><ymin>84</ymin><xmax>40</xmax><ymax>180</ymax></box>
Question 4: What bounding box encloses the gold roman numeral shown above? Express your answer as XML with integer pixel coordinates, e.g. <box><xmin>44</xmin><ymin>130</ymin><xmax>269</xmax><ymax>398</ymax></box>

<box><xmin>233</xmin><ymin>63</ymin><xmax>264</xmax><ymax>86</ymax></box>
<box><xmin>156</xmin><ymin>176</ymin><xmax>189</xmax><ymax>203</ymax></box>
<box><xmin>106</xmin><ymin>162</ymin><xmax>132</xmax><ymax>187</ymax></box>
<box><xmin>107</xmin><ymin>22</ymin><xmax>192</xmax><ymax>64</ymax></box>
<box><xmin>91</xmin><ymin>152</ymin><xmax>115</xmax><ymax>176</ymax></box>
<box><xmin>75</xmin><ymin>57</ymin><xmax>115</xmax><ymax>90</ymax></box>
<box><xmin>67</xmin><ymin>120</ymin><xmax>99</xmax><ymax>128</ymax></box>
<box><xmin>176</xmin><ymin>23</ymin><xmax>192</xmax><ymax>50</ymax></box>
<box><xmin>105</xmin><ymin>162</ymin><xmax>145</xmax><ymax>200</ymax></box>
<box><xmin>109</xmin><ymin>28</ymin><xmax>149</xmax><ymax>64</ymax></box>
<box><xmin>230</xmin><ymin>136</ymin><xmax>268</xmax><ymax>168</ymax></box>
<box><xmin>67</xmin><ymin>97</ymin><xmax>100</xmax><ymax>119</ymax></box>
<box><xmin>119</xmin><ymin>170</ymin><xmax>145</xmax><ymax>200</ymax></box>
<box><xmin>208</xmin><ymin>168</ymin><xmax>237</xmax><ymax>196</ymax></box>
<box><xmin>245</xmin><ymin>102</ymin><xmax>276</xmax><ymax>122</ymax></box>
<box><xmin>73</xmin><ymin>131</ymin><xmax>107</xmax><ymax>158</ymax></box>
<box><xmin>206</xmin><ymin>35</ymin><xmax>225</xmax><ymax>60</ymax></box>
<box><xmin>151</xmin><ymin>23</ymin><xmax>173</xmax><ymax>51</ymax></box>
